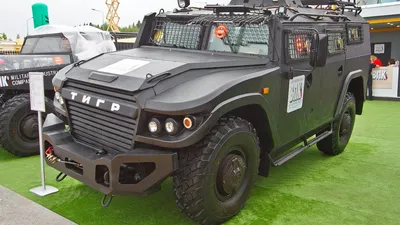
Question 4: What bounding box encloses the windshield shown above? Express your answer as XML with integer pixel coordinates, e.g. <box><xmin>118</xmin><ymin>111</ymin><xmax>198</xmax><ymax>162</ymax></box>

<box><xmin>21</xmin><ymin>36</ymin><xmax>72</xmax><ymax>54</ymax></box>
<box><xmin>207</xmin><ymin>24</ymin><xmax>269</xmax><ymax>55</ymax></box>
<box><xmin>150</xmin><ymin>15</ymin><xmax>270</xmax><ymax>56</ymax></box>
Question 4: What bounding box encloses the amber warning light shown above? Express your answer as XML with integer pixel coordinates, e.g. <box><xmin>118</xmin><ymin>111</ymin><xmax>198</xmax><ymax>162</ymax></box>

<box><xmin>262</xmin><ymin>88</ymin><xmax>270</xmax><ymax>95</ymax></box>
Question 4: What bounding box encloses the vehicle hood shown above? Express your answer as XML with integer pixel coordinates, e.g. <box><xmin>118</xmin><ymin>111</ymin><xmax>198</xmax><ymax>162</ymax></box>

<box><xmin>63</xmin><ymin>46</ymin><xmax>268</xmax><ymax>92</ymax></box>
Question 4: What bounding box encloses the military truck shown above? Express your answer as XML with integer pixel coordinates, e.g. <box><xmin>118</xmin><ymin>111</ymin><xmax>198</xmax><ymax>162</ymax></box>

<box><xmin>43</xmin><ymin>0</ymin><xmax>370</xmax><ymax>224</ymax></box>
<box><xmin>0</xmin><ymin>25</ymin><xmax>120</xmax><ymax>157</ymax></box>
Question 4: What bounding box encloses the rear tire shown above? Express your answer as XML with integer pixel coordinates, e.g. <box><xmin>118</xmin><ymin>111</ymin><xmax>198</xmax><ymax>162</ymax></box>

<box><xmin>173</xmin><ymin>117</ymin><xmax>260</xmax><ymax>225</ymax></box>
<box><xmin>0</xmin><ymin>94</ymin><xmax>54</xmax><ymax>157</ymax></box>
<box><xmin>317</xmin><ymin>92</ymin><xmax>356</xmax><ymax>156</ymax></box>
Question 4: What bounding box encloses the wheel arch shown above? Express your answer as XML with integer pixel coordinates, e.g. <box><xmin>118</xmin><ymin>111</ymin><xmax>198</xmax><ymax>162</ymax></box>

<box><xmin>347</xmin><ymin>76</ymin><xmax>364</xmax><ymax>115</ymax></box>
<box><xmin>211</xmin><ymin>93</ymin><xmax>278</xmax><ymax>154</ymax></box>
<box><xmin>136</xmin><ymin>93</ymin><xmax>280</xmax><ymax>153</ymax></box>
<box><xmin>335</xmin><ymin>69</ymin><xmax>365</xmax><ymax>117</ymax></box>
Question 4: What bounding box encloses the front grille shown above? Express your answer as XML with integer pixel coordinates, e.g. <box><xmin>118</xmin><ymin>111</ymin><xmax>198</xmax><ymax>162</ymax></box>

<box><xmin>64</xmin><ymin>81</ymin><xmax>137</xmax><ymax>153</ymax></box>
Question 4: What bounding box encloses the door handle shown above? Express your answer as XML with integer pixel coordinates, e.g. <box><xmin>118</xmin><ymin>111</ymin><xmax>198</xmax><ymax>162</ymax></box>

<box><xmin>338</xmin><ymin>66</ymin><xmax>343</xmax><ymax>76</ymax></box>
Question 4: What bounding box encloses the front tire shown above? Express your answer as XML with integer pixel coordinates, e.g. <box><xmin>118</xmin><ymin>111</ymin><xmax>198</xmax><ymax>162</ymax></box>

<box><xmin>317</xmin><ymin>92</ymin><xmax>356</xmax><ymax>156</ymax></box>
<box><xmin>173</xmin><ymin>117</ymin><xmax>260</xmax><ymax>225</ymax></box>
<box><xmin>0</xmin><ymin>94</ymin><xmax>54</xmax><ymax>157</ymax></box>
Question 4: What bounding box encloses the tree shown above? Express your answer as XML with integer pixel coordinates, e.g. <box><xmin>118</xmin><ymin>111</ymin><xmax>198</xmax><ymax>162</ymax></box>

<box><xmin>0</xmin><ymin>33</ymin><xmax>7</xmax><ymax>40</ymax></box>
<box><xmin>136</xmin><ymin>20</ymin><xmax>142</xmax><ymax>28</ymax></box>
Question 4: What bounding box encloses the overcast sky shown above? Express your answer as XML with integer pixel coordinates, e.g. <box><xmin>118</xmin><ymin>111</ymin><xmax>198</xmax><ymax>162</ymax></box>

<box><xmin>1</xmin><ymin>0</ymin><xmax>231</xmax><ymax>40</ymax></box>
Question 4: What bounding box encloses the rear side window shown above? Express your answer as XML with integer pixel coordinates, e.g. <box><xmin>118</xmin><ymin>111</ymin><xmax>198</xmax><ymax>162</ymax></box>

<box><xmin>347</xmin><ymin>25</ymin><xmax>363</xmax><ymax>44</ymax></box>
<box><xmin>21</xmin><ymin>36</ymin><xmax>72</xmax><ymax>54</ymax></box>
<box><xmin>327</xmin><ymin>31</ymin><xmax>345</xmax><ymax>54</ymax></box>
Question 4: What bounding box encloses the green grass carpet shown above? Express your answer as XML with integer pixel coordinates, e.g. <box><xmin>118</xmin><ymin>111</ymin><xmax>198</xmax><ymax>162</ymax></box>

<box><xmin>1</xmin><ymin>100</ymin><xmax>400</xmax><ymax>225</ymax></box>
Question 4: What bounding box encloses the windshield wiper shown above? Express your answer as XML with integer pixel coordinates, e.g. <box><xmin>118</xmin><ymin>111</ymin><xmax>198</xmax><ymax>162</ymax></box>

<box><xmin>73</xmin><ymin>53</ymin><xmax>105</xmax><ymax>67</ymax></box>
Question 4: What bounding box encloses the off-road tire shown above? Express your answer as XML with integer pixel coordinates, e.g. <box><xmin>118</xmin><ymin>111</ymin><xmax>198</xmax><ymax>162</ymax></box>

<box><xmin>317</xmin><ymin>92</ymin><xmax>356</xmax><ymax>156</ymax></box>
<box><xmin>173</xmin><ymin>117</ymin><xmax>260</xmax><ymax>225</ymax></box>
<box><xmin>0</xmin><ymin>93</ymin><xmax>54</xmax><ymax>157</ymax></box>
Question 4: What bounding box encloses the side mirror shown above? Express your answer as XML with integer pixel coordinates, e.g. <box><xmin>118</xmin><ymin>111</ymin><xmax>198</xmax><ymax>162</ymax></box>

<box><xmin>310</xmin><ymin>33</ymin><xmax>328</xmax><ymax>67</ymax></box>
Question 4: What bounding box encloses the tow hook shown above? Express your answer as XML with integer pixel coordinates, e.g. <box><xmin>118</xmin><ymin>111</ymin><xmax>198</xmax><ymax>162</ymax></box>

<box><xmin>45</xmin><ymin>146</ymin><xmax>82</xmax><ymax>167</ymax></box>
<box><xmin>45</xmin><ymin>146</ymin><xmax>82</xmax><ymax>182</ymax></box>
<box><xmin>56</xmin><ymin>172</ymin><xmax>67</xmax><ymax>182</ymax></box>
<box><xmin>101</xmin><ymin>194</ymin><xmax>114</xmax><ymax>208</ymax></box>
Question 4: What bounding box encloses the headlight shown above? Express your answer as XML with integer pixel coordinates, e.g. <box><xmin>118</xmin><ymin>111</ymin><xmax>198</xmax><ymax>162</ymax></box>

<box><xmin>55</xmin><ymin>91</ymin><xmax>61</xmax><ymax>100</ymax></box>
<box><xmin>165</xmin><ymin>118</ymin><xmax>181</xmax><ymax>136</ymax></box>
<box><xmin>58</xmin><ymin>96</ymin><xmax>64</xmax><ymax>105</ymax></box>
<box><xmin>177</xmin><ymin>0</ymin><xmax>190</xmax><ymax>8</ymax></box>
<box><xmin>55</xmin><ymin>90</ymin><xmax>64</xmax><ymax>105</ymax></box>
<box><xmin>148</xmin><ymin>118</ymin><xmax>162</xmax><ymax>134</ymax></box>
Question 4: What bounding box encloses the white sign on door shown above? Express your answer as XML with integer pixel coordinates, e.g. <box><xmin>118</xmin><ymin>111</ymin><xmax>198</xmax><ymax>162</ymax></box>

<box><xmin>287</xmin><ymin>75</ymin><xmax>305</xmax><ymax>113</ymax></box>
<box><xmin>374</xmin><ymin>44</ymin><xmax>385</xmax><ymax>54</ymax></box>
<box><xmin>29</xmin><ymin>72</ymin><xmax>46</xmax><ymax>112</ymax></box>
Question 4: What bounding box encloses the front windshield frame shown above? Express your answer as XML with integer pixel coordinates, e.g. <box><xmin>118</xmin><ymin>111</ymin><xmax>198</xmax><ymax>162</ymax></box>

<box><xmin>148</xmin><ymin>14</ymin><xmax>271</xmax><ymax>58</ymax></box>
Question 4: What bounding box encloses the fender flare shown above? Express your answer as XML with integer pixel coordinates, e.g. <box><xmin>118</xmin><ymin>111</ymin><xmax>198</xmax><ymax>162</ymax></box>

<box><xmin>211</xmin><ymin>93</ymin><xmax>279</xmax><ymax>146</ymax></box>
<box><xmin>136</xmin><ymin>93</ymin><xmax>280</xmax><ymax>149</ymax></box>
<box><xmin>335</xmin><ymin>69</ymin><xmax>364</xmax><ymax>117</ymax></box>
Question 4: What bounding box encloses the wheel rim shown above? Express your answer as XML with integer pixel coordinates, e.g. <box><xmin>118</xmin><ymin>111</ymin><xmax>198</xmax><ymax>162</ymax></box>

<box><xmin>215</xmin><ymin>147</ymin><xmax>247</xmax><ymax>202</ymax></box>
<box><xmin>18</xmin><ymin>113</ymin><xmax>39</xmax><ymax>140</ymax></box>
<box><xmin>339</xmin><ymin>110</ymin><xmax>352</xmax><ymax>140</ymax></box>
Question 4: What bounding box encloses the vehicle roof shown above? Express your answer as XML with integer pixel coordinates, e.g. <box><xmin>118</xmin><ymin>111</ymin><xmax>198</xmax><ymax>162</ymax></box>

<box><xmin>166</xmin><ymin>0</ymin><xmax>367</xmax><ymax>24</ymax></box>
<box><xmin>29</xmin><ymin>24</ymin><xmax>110</xmax><ymax>37</ymax></box>
<box><xmin>26</xmin><ymin>24</ymin><xmax>117</xmax><ymax>61</ymax></box>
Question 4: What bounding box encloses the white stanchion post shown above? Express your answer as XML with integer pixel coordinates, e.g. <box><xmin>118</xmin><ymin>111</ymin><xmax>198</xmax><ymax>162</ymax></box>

<box><xmin>29</xmin><ymin>72</ymin><xmax>58</xmax><ymax>196</ymax></box>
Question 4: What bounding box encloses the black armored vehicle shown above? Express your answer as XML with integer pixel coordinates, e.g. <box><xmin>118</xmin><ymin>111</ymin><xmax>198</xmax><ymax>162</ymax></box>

<box><xmin>43</xmin><ymin>0</ymin><xmax>370</xmax><ymax>224</ymax></box>
<box><xmin>0</xmin><ymin>25</ymin><xmax>119</xmax><ymax>157</ymax></box>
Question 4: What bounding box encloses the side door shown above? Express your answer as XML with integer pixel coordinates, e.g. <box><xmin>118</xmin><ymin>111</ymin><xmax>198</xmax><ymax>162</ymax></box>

<box><xmin>276</xmin><ymin>27</ymin><xmax>324</xmax><ymax>147</ymax></box>
<box><xmin>318</xmin><ymin>25</ymin><xmax>347</xmax><ymax>124</ymax></box>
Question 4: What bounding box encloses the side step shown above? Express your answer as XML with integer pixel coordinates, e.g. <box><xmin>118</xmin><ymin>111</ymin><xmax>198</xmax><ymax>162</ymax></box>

<box><xmin>271</xmin><ymin>130</ymin><xmax>333</xmax><ymax>166</ymax></box>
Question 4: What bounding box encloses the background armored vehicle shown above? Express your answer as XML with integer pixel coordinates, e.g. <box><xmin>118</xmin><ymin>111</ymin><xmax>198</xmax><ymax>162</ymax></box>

<box><xmin>43</xmin><ymin>0</ymin><xmax>370</xmax><ymax>224</ymax></box>
<box><xmin>0</xmin><ymin>25</ymin><xmax>118</xmax><ymax>157</ymax></box>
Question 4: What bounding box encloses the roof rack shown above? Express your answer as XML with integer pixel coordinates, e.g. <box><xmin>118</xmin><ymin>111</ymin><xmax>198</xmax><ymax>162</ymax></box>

<box><xmin>289</xmin><ymin>12</ymin><xmax>350</xmax><ymax>22</ymax></box>
<box><xmin>303</xmin><ymin>0</ymin><xmax>362</xmax><ymax>16</ymax></box>
<box><xmin>204</xmin><ymin>4</ymin><xmax>254</xmax><ymax>14</ymax></box>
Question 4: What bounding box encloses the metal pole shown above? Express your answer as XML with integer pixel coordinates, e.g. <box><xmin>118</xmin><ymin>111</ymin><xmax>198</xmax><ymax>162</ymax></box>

<box><xmin>38</xmin><ymin>111</ymin><xmax>46</xmax><ymax>190</ymax></box>
<box><xmin>26</xmin><ymin>17</ymin><xmax>33</xmax><ymax>36</ymax></box>
<box><xmin>29</xmin><ymin>72</ymin><xmax>58</xmax><ymax>197</ymax></box>
<box><xmin>92</xmin><ymin>9</ymin><xmax>105</xmax><ymax>26</ymax></box>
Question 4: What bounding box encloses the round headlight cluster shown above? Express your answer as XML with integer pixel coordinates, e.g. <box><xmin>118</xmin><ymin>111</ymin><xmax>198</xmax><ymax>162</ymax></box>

<box><xmin>165</xmin><ymin>118</ymin><xmax>180</xmax><ymax>136</ymax></box>
<box><xmin>177</xmin><ymin>0</ymin><xmax>190</xmax><ymax>8</ymax></box>
<box><xmin>148</xmin><ymin>118</ymin><xmax>162</xmax><ymax>134</ymax></box>
<box><xmin>148</xmin><ymin>116</ymin><xmax>196</xmax><ymax>136</ymax></box>
<box><xmin>55</xmin><ymin>90</ymin><xmax>64</xmax><ymax>105</ymax></box>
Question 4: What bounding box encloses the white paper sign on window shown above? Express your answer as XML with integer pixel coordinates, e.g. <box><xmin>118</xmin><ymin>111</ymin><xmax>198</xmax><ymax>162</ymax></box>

<box><xmin>374</xmin><ymin>44</ymin><xmax>385</xmax><ymax>54</ymax></box>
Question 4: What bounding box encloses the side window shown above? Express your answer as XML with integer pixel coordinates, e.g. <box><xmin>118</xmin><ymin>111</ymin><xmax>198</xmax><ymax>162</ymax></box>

<box><xmin>327</xmin><ymin>30</ymin><xmax>345</xmax><ymax>55</ymax></box>
<box><xmin>347</xmin><ymin>25</ymin><xmax>363</xmax><ymax>44</ymax></box>
<box><xmin>285</xmin><ymin>29</ymin><xmax>313</xmax><ymax>63</ymax></box>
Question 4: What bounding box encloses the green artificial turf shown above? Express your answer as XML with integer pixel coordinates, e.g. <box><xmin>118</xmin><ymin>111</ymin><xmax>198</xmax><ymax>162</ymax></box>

<box><xmin>1</xmin><ymin>100</ymin><xmax>400</xmax><ymax>225</ymax></box>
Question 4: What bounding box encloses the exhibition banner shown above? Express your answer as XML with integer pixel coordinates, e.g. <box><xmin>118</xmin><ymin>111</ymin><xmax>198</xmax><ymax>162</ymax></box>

<box><xmin>372</xmin><ymin>67</ymin><xmax>394</xmax><ymax>89</ymax></box>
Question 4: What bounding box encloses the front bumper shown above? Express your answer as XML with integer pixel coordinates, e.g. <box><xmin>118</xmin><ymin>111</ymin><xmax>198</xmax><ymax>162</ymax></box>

<box><xmin>42</xmin><ymin>113</ymin><xmax>178</xmax><ymax>196</ymax></box>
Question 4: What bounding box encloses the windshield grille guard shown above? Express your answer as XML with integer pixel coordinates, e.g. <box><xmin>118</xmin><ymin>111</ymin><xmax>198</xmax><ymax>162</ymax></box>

<box><xmin>149</xmin><ymin>15</ymin><xmax>269</xmax><ymax>50</ymax></box>
<box><xmin>189</xmin><ymin>14</ymin><xmax>268</xmax><ymax>26</ymax></box>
